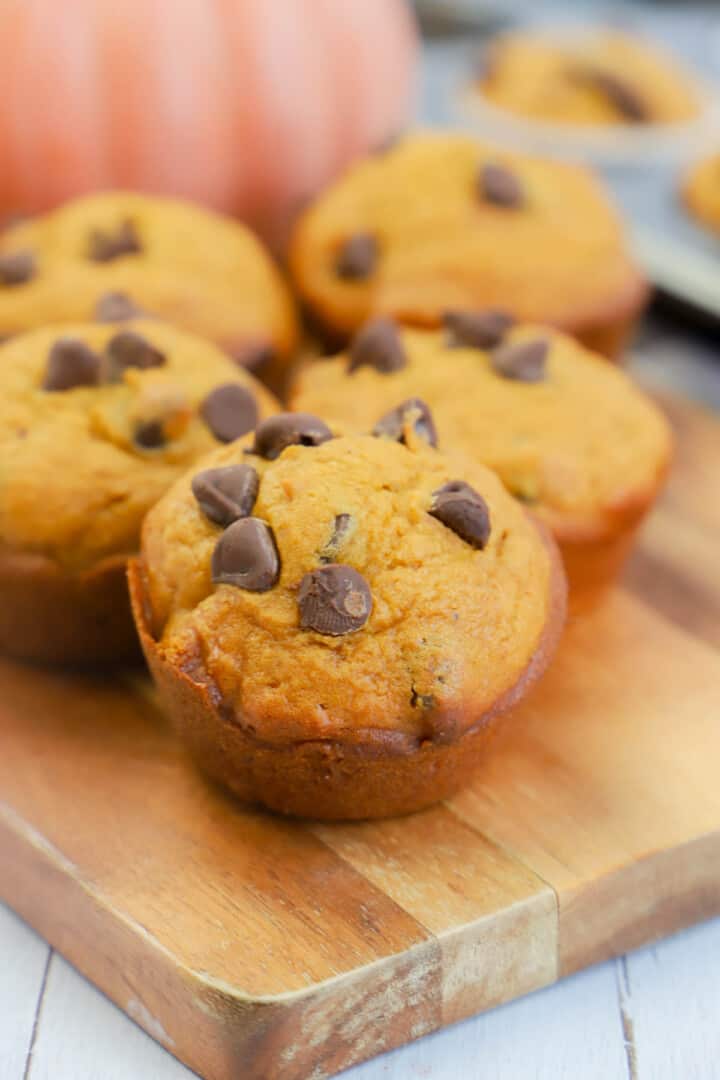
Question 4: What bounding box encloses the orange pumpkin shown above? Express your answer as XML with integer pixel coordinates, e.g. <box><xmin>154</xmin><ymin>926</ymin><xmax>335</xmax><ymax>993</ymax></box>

<box><xmin>0</xmin><ymin>0</ymin><xmax>418</xmax><ymax>243</ymax></box>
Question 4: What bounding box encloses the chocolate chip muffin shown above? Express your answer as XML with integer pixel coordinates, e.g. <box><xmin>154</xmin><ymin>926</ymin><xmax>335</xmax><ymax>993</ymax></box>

<box><xmin>0</xmin><ymin>320</ymin><xmax>279</xmax><ymax>664</ymax></box>
<box><xmin>287</xmin><ymin>132</ymin><xmax>647</xmax><ymax>360</ymax></box>
<box><xmin>290</xmin><ymin>317</ymin><xmax>672</xmax><ymax>612</ymax></box>
<box><xmin>0</xmin><ymin>192</ymin><xmax>298</xmax><ymax>392</ymax></box>
<box><xmin>479</xmin><ymin>30</ymin><xmax>700</xmax><ymax>126</ymax></box>
<box><xmin>129</xmin><ymin>410</ymin><xmax>566</xmax><ymax>819</ymax></box>
<box><xmin>683</xmin><ymin>153</ymin><xmax>720</xmax><ymax>235</ymax></box>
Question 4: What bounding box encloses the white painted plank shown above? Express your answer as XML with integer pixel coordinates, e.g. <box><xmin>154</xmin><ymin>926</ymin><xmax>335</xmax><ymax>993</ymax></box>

<box><xmin>347</xmin><ymin>959</ymin><xmax>627</xmax><ymax>1080</ymax></box>
<box><xmin>13</xmin><ymin>917</ymin><xmax>720</xmax><ymax>1079</ymax></box>
<box><xmin>26</xmin><ymin>954</ymin><xmax>194</xmax><ymax>1080</ymax></box>
<box><xmin>619</xmin><ymin>916</ymin><xmax>720</xmax><ymax>1080</ymax></box>
<box><xmin>0</xmin><ymin>902</ymin><xmax>50</xmax><ymax>1080</ymax></box>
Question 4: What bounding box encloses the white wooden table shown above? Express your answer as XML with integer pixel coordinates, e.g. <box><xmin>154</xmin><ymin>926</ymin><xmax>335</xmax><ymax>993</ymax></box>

<box><xmin>3</xmin><ymin>901</ymin><xmax>719</xmax><ymax>1079</ymax></box>
<box><xmin>2</xmin><ymin>322</ymin><xmax>719</xmax><ymax>1079</ymax></box>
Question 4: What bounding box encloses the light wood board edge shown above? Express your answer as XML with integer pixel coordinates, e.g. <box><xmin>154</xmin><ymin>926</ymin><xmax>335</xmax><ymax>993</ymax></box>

<box><xmin>560</xmin><ymin>830</ymin><xmax>720</xmax><ymax>975</ymax></box>
<box><xmin>0</xmin><ymin>799</ymin><xmax>558</xmax><ymax>1080</ymax></box>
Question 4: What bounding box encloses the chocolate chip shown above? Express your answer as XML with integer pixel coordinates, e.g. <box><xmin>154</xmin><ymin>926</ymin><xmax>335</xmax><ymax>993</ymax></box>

<box><xmin>569</xmin><ymin>67</ymin><xmax>648</xmax><ymax>123</ymax></box>
<box><xmin>491</xmin><ymin>338</ymin><xmax>548</xmax><ymax>382</ymax></box>
<box><xmin>347</xmin><ymin>317</ymin><xmax>406</xmax><ymax>375</ymax></box>
<box><xmin>88</xmin><ymin>219</ymin><xmax>142</xmax><ymax>262</ymax></box>
<box><xmin>334</xmin><ymin>234</ymin><xmax>378</xmax><ymax>280</ymax></box>
<box><xmin>106</xmin><ymin>331</ymin><xmax>166</xmax><ymax>375</ymax></box>
<box><xmin>233</xmin><ymin>341</ymin><xmax>275</xmax><ymax>373</ymax></box>
<box><xmin>319</xmin><ymin>513</ymin><xmax>353</xmax><ymax>564</ymax></box>
<box><xmin>411</xmin><ymin>688</ymin><xmax>436</xmax><ymax>710</ymax></box>
<box><xmin>429</xmin><ymin>481</ymin><xmax>491</xmax><ymax>549</ymax></box>
<box><xmin>0</xmin><ymin>250</ymin><xmax>36</xmax><ymax>286</ymax></box>
<box><xmin>251</xmin><ymin>412</ymin><xmax>333</xmax><ymax>460</ymax></box>
<box><xmin>201</xmin><ymin>384</ymin><xmax>259</xmax><ymax>443</ymax></box>
<box><xmin>444</xmin><ymin>308</ymin><xmax>515</xmax><ymax>350</ymax></box>
<box><xmin>133</xmin><ymin>420</ymin><xmax>166</xmax><ymax>449</ymax></box>
<box><xmin>372</xmin><ymin>398</ymin><xmax>437</xmax><ymax>448</ymax></box>
<box><xmin>298</xmin><ymin>564</ymin><xmax>372</xmax><ymax>636</ymax></box>
<box><xmin>42</xmin><ymin>339</ymin><xmax>103</xmax><ymax>391</ymax></box>
<box><xmin>211</xmin><ymin>517</ymin><xmax>280</xmax><ymax>592</ymax></box>
<box><xmin>594</xmin><ymin>72</ymin><xmax>648</xmax><ymax>122</ymax></box>
<box><xmin>94</xmin><ymin>292</ymin><xmax>143</xmax><ymax>322</ymax></box>
<box><xmin>478</xmin><ymin>163</ymin><xmax>525</xmax><ymax>208</ymax></box>
<box><xmin>192</xmin><ymin>464</ymin><xmax>259</xmax><ymax>526</ymax></box>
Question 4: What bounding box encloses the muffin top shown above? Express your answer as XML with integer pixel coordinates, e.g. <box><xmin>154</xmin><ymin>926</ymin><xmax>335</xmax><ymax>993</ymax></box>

<box><xmin>683</xmin><ymin>153</ymin><xmax>720</xmax><ymax>234</ymax></box>
<box><xmin>480</xmin><ymin>30</ymin><xmax>700</xmax><ymax>126</ymax></box>
<box><xmin>0</xmin><ymin>191</ymin><xmax>298</xmax><ymax>368</ymax></box>
<box><xmin>0</xmin><ymin>320</ymin><xmax>279</xmax><ymax>572</ymax></box>
<box><xmin>290</xmin><ymin>319</ymin><xmax>672</xmax><ymax>536</ymax></box>
<box><xmin>141</xmin><ymin>412</ymin><xmax>560</xmax><ymax>743</ymax></box>
<box><xmin>288</xmin><ymin>132</ymin><xmax>645</xmax><ymax>339</ymax></box>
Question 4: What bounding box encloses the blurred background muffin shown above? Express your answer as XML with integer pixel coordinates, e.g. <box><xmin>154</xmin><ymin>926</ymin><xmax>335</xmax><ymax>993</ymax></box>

<box><xmin>0</xmin><ymin>320</ymin><xmax>279</xmax><ymax>664</ymax></box>
<box><xmin>478</xmin><ymin>29</ymin><xmax>700</xmax><ymax>127</ymax></box>
<box><xmin>683</xmin><ymin>152</ymin><xmax>720</xmax><ymax>234</ymax></box>
<box><xmin>0</xmin><ymin>192</ymin><xmax>299</xmax><ymax>393</ymax></box>
<box><xmin>289</xmin><ymin>132</ymin><xmax>647</xmax><ymax>359</ymax></box>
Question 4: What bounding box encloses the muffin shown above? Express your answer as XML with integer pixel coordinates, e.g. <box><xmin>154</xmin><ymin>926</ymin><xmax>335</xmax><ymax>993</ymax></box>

<box><xmin>683</xmin><ymin>153</ymin><xmax>720</xmax><ymax>234</ymax></box>
<box><xmin>290</xmin><ymin>317</ymin><xmax>672</xmax><ymax>611</ymax></box>
<box><xmin>479</xmin><ymin>30</ymin><xmax>700</xmax><ymax>127</ymax></box>
<box><xmin>129</xmin><ymin>410</ymin><xmax>566</xmax><ymax>820</ymax></box>
<box><xmin>0</xmin><ymin>191</ymin><xmax>298</xmax><ymax>392</ymax></box>
<box><xmin>288</xmin><ymin>132</ymin><xmax>647</xmax><ymax>360</ymax></box>
<box><xmin>0</xmin><ymin>320</ymin><xmax>279</xmax><ymax>664</ymax></box>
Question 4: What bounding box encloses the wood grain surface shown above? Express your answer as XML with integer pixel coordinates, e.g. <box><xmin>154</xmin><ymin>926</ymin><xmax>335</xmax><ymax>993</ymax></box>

<box><xmin>0</xmin><ymin>392</ymin><xmax>718</xmax><ymax>1080</ymax></box>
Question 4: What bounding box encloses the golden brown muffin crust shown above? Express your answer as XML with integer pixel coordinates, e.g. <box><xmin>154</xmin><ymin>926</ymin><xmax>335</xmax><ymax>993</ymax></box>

<box><xmin>141</xmin><ymin>429</ymin><xmax>558</xmax><ymax>745</ymax></box>
<box><xmin>130</xmin><ymin>527</ymin><xmax>566</xmax><ymax>818</ymax></box>
<box><xmin>0</xmin><ymin>192</ymin><xmax>298</xmax><ymax>382</ymax></box>
<box><xmin>0</xmin><ymin>320</ymin><xmax>279</xmax><ymax>573</ymax></box>
<box><xmin>290</xmin><ymin>324</ymin><xmax>672</xmax><ymax>539</ymax></box>
<box><xmin>288</xmin><ymin>132</ymin><xmax>647</xmax><ymax>345</ymax></box>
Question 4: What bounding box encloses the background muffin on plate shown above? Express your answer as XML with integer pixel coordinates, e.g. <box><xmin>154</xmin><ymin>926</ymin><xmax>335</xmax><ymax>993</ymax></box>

<box><xmin>479</xmin><ymin>29</ymin><xmax>700</xmax><ymax>127</ymax></box>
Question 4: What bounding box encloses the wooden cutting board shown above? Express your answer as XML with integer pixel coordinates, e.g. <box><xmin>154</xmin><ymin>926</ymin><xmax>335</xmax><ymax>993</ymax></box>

<box><xmin>1</xmin><ymin>393</ymin><xmax>718</xmax><ymax>1080</ymax></box>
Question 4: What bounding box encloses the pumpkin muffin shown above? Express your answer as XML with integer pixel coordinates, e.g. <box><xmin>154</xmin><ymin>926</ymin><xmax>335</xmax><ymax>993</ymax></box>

<box><xmin>0</xmin><ymin>192</ymin><xmax>298</xmax><ymax>392</ymax></box>
<box><xmin>288</xmin><ymin>133</ymin><xmax>647</xmax><ymax>360</ymax></box>
<box><xmin>0</xmin><ymin>320</ymin><xmax>279</xmax><ymax>664</ymax></box>
<box><xmin>290</xmin><ymin>317</ymin><xmax>672</xmax><ymax>611</ymax></box>
<box><xmin>683</xmin><ymin>153</ymin><xmax>720</xmax><ymax>234</ymax></box>
<box><xmin>129</xmin><ymin>410</ymin><xmax>566</xmax><ymax>819</ymax></box>
<box><xmin>479</xmin><ymin>30</ymin><xmax>700</xmax><ymax>127</ymax></box>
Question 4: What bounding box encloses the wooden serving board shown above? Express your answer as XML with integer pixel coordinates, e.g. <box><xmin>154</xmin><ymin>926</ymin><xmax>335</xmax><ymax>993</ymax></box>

<box><xmin>1</xmin><ymin>394</ymin><xmax>719</xmax><ymax>1080</ymax></box>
